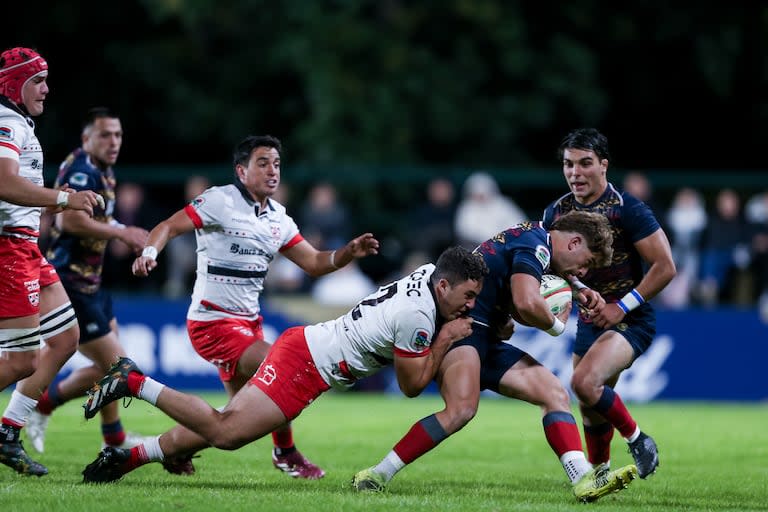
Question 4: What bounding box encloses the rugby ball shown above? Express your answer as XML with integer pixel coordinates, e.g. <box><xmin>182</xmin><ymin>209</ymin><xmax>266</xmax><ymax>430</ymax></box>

<box><xmin>540</xmin><ymin>275</ymin><xmax>572</xmax><ymax>315</ymax></box>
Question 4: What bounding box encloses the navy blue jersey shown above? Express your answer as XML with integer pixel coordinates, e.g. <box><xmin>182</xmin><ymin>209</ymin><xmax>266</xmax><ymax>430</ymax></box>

<box><xmin>47</xmin><ymin>147</ymin><xmax>116</xmax><ymax>294</ymax></box>
<box><xmin>542</xmin><ymin>183</ymin><xmax>659</xmax><ymax>321</ymax></box>
<box><xmin>471</xmin><ymin>221</ymin><xmax>552</xmax><ymax>326</ymax></box>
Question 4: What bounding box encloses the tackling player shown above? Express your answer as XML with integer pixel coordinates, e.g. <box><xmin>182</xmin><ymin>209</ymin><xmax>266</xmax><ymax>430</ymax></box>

<box><xmin>78</xmin><ymin>246</ymin><xmax>487</xmax><ymax>483</ymax></box>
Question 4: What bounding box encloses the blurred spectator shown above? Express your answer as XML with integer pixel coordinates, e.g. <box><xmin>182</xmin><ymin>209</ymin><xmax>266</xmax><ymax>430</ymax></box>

<box><xmin>299</xmin><ymin>182</ymin><xmax>349</xmax><ymax>251</ymax></box>
<box><xmin>659</xmin><ymin>188</ymin><xmax>707</xmax><ymax>308</ymax></box>
<box><xmin>311</xmin><ymin>261</ymin><xmax>377</xmax><ymax>307</ymax></box>
<box><xmin>405</xmin><ymin>177</ymin><xmax>456</xmax><ymax>262</ymax></box>
<box><xmin>697</xmin><ymin>189</ymin><xmax>752</xmax><ymax>306</ymax></box>
<box><xmin>454</xmin><ymin>171</ymin><xmax>526</xmax><ymax>249</ymax></box>
<box><xmin>746</xmin><ymin>191</ymin><xmax>768</xmax><ymax>320</ymax></box>
<box><xmin>103</xmin><ymin>182</ymin><xmax>163</xmax><ymax>291</ymax></box>
<box><xmin>162</xmin><ymin>175</ymin><xmax>210</xmax><ymax>298</ymax></box>
<box><xmin>622</xmin><ymin>171</ymin><xmax>662</xmax><ymax>216</ymax></box>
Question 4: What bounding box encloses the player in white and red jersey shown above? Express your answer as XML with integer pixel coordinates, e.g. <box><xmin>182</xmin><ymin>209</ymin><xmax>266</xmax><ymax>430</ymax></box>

<box><xmin>79</xmin><ymin>246</ymin><xmax>488</xmax><ymax>484</ymax></box>
<box><xmin>0</xmin><ymin>46</ymin><xmax>102</xmax><ymax>476</ymax></box>
<box><xmin>127</xmin><ymin>134</ymin><xmax>380</xmax><ymax>478</ymax></box>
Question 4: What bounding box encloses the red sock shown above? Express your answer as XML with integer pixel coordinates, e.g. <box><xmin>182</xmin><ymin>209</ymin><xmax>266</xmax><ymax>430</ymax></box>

<box><xmin>393</xmin><ymin>414</ymin><xmax>447</xmax><ymax>464</ymax></box>
<box><xmin>272</xmin><ymin>428</ymin><xmax>294</xmax><ymax>449</ymax></box>
<box><xmin>36</xmin><ymin>389</ymin><xmax>55</xmax><ymax>415</ymax></box>
<box><xmin>102</xmin><ymin>420</ymin><xmax>126</xmax><ymax>447</ymax></box>
<box><xmin>124</xmin><ymin>445</ymin><xmax>151</xmax><ymax>472</ymax></box>
<box><xmin>127</xmin><ymin>372</ymin><xmax>146</xmax><ymax>396</ymax></box>
<box><xmin>591</xmin><ymin>386</ymin><xmax>637</xmax><ymax>438</ymax></box>
<box><xmin>583</xmin><ymin>422</ymin><xmax>614</xmax><ymax>465</ymax></box>
<box><xmin>542</xmin><ymin>411</ymin><xmax>583</xmax><ymax>456</ymax></box>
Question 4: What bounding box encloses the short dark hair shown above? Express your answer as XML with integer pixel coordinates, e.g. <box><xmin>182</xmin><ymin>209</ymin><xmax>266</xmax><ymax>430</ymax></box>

<box><xmin>82</xmin><ymin>107</ymin><xmax>118</xmax><ymax>133</ymax></box>
<box><xmin>557</xmin><ymin>128</ymin><xmax>610</xmax><ymax>162</ymax></box>
<box><xmin>432</xmin><ymin>246</ymin><xmax>489</xmax><ymax>286</ymax></box>
<box><xmin>233</xmin><ymin>135</ymin><xmax>282</xmax><ymax>169</ymax></box>
<box><xmin>550</xmin><ymin>210</ymin><xmax>614</xmax><ymax>267</ymax></box>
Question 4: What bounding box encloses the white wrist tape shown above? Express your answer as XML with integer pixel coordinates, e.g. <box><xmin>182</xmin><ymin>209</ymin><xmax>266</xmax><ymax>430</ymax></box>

<box><xmin>617</xmin><ymin>288</ymin><xmax>645</xmax><ymax>313</ymax></box>
<box><xmin>56</xmin><ymin>190</ymin><xmax>70</xmax><ymax>208</ymax></box>
<box><xmin>570</xmin><ymin>277</ymin><xmax>588</xmax><ymax>291</ymax></box>
<box><xmin>329</xmin><ymin>250</ymin><xmax>340</xmax><ymax>269</ymax></box>
<box><xmin>545</xmin><ymin>316</ymin><xmax>566</xmax><ymax>336</ymax></box>
<box><xmin>142</xmin><ymin>246</ymin><xmax>158</xmax><ymax>261</ymax></box>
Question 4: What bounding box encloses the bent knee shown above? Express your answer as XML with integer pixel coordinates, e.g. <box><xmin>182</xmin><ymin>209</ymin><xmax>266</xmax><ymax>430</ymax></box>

<box><xmin>570</xmin><ymin>372</ymin><xmax>601</xmax><ymax>403</ymax></box>
<box><xmin>208</xmin><ymin>433</ymin><xmax>249</xmax><ymax>451</ymax></box>
<box><xmin>444</xmin><ymin>401</ymin><xmax>478</xmax><ymax>432</ymax></box>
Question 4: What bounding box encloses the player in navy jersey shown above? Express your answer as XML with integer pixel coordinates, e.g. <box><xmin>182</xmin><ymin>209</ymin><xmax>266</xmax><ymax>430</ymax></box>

<box><xmin>125</xmin><ymin>134</ymin><xmax>380</xmax><ymax>479</ymax></box>
<box><xmin>354</xmin><ymin>211</ymin><xmax>639</xmax><ymax>503</ymax></box>
<box><xmin>23</xmin><ymin>108</ymin><xmax>152</xmax><ymax>457</ymax></box>
<box><xmin>542</xmin><ymin>128</ymin><xmax>676</xmax><ymax>479</ymax></box>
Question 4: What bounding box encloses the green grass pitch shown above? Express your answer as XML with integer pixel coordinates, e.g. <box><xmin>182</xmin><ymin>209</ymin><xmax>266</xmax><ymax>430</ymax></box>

<box><xmin>0</xmin><ymin>391</ymin><xmax>766</xmax><ymax>511</ymax></box>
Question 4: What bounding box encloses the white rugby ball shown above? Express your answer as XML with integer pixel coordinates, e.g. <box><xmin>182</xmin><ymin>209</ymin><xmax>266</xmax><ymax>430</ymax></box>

<box><xmin>540</xmin><ymin>275</ymin><xmax>572</xmax><ymax>315</ymax></box>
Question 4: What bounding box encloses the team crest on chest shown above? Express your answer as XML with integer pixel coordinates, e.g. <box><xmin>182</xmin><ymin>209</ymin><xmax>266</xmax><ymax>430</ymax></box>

<box><xmin>271</xmin><ymin>225</ymin><xmax>281</xmax><ymax>239</ymax></box>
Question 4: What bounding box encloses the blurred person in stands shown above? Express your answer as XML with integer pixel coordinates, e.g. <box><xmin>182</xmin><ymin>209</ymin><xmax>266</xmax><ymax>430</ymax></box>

<box><xmin>454</xmin><ymin>171</ymin><xmax>526</xmax><ymax>249</ymax></box>
<box><xmin>747</xmin><ymin>191</ymin><xmax>768</xmax><ymax>320</ymax></box>
<box><xmin>163</xmin><ymin>175</ymin><xmax>210</xmax><ymax>298</ymax></box>
<box><xmin>0</xmin><ymin>47</ymin><xmax>102</xmax><ymax>476</ymax></box>
<box><xmin>26</xmin><ymin>107</ymin><xmax>152</xmax><ymax>457</ymax></box>
<box><xmin>299</xmin><ymin>182</ymin><xmax>350</xmax><ymax>252</ymax></box>
<box><xmin>405</xmin><ymin>177</ymin><xmax>457</xmax><ymax>262</ymax></box>
<box><xmin>543</xmin><ymin>128</ymin><xmax>676</xmax><ymax>480</ymax></box>
<box><xmin>660</xmin><ymin>188</ymin><xmax>707</xmax><ymax>308</ymax></box>
<box><xmin>622</xmin><ymin>171</ymin><xmax>662</xmax><ymax>217</ymax></box>
<box><xmin>127</xmin><ymin>134</ymin><xmax>380</xmax><ymax>478</ymax></box>
<box><xmin>698</xmin><ymin>188</ymin><xmax>752</xmax><ymax>306</ymax></box>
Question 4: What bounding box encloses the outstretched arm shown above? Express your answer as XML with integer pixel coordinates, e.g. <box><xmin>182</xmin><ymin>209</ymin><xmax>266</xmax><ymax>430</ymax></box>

<box><xmin>132</xmin><ymin>209</ymin><xmax>196</xmax><ymax>277</ymax></box>
<box><xmin>283</xmin><ymin>232</ymin><xmax>380</xmax><ymax>277</ymax></box>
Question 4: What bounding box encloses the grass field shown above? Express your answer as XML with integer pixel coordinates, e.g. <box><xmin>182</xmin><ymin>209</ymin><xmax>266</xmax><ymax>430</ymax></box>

<box><xmin>0</xmin><ymin>391</ymin><xmax>765</xmax><ymax>512</ymax></box>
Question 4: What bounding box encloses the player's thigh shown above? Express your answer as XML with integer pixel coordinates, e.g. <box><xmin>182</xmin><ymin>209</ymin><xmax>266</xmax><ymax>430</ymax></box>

<box><xmin>497</xmin><ymin>353</ymin><xmax>565</xmax><ymax>406</ymax></box>
<box><xmin>437</xmin><ymin>345</ymin><xmax>482</xmax><ymax>403</ymax></box>
<box><xmin>77</xmin><ymin>330</ymin><xmax>124</xmax><ymax>370</ymax></box>
<box><xmin>222</xmin><ymin>383</ymin><xmax>287</xmax><ymax>443</ymax></box>
<box><xmin>574</xmin><ymin>331</ymin><xmax>635</xmax><ymax>384</ymax></box>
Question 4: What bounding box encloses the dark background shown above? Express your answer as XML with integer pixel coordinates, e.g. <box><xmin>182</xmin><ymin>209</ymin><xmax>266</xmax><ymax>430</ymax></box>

<box><xmin>5</xmin><ymin>1</ymin><xmax>767</xmax><ymax>171</ymax></box>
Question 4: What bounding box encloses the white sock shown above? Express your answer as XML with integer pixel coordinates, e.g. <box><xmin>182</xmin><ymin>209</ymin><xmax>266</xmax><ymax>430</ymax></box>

<box><xmin>625</xmin><ymin>426</ymin><xmax>641</xmax><ymax>443</ymax></box>
<box><xmin>3</xmin><ymin>390</ymin><xmax>38</xmax><ymax>425</ymax></box>
<box><xmin>560</xmin><ymin>450</ymin><xmax>593</xmax><ymax>484</ymax></box>
<box><xmin>143</xmin><ymin>435</ymin><xmax>164</xmax><ymax>462</ymax></box>
<box><xmin>138</xmin><ymin>377</ymin><xmax>165</xmax><ymax>405</ymax></box>
<box><xmin>373</xmin><ymin>451</ymin><xmax>405</xmax><ymax>482</ymax></box>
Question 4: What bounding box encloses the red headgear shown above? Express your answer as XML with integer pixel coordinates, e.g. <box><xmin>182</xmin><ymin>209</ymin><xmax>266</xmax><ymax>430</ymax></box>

<box><xmin>0</xmin><ymin>47</ymin><xmax>48</xmax><ymax>105</ymax></box>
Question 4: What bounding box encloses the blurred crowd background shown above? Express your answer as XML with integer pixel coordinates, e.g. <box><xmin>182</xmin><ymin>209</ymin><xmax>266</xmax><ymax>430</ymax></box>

<box><xmin>9</xmin><ymin>2</ymin><xmax>768</xmax><ymax>314</ymax></box>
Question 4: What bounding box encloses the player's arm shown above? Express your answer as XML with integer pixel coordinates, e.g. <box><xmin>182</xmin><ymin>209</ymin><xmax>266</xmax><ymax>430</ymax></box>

<box><xmin>132</xmin><ymin>209</ymin><xmax>196</xmax><ymax>277</ymax></box>
<box><xmin>510</xmin><ymin>273</ymin><xmax>570</xmax><ymax>336</ymax></box>
<box><xmin>566</xmin><ymin>274</ymin><xmax>605</xmax><ymax>310</ymax></box>
<box><xmin>592</xmin><ymin>229</ymin><xmax>676</xmax><ymax>328</ymax></box>
<box><xmin>0</xmin><ymin>157</ymin><xmax>100</xmax><ymax>214</ymax></box>
<box><xmin>283</xmin><ymin>232</ymin><xmax>380</xmax><ymax>277</ymax></box>
<box><xmin>59</xmin><ymin>209</ymin><xmax>148</xmax><ymax>252</ymax></box>
<box><xmin>393</xmin><ymin>316</ymin><xmax>474</xmax><ymax>397</ymax></box>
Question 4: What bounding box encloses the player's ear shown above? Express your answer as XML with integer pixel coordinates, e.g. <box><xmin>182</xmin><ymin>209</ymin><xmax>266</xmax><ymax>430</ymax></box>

<box><xmin>569</xmin><ymin>235</ymin><xmax>583</xmax><ymax>251</ymax></box>
<box><xmin>235</xmin><ymin>164</ymin><xmax>246</xmax><ymax>183</ymax></box>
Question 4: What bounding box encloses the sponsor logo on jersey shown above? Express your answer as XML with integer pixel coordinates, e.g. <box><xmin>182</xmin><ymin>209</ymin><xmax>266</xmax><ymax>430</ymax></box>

<box><xmin>412</xmin><ymin>329</ymin><xmax>430</xmax><ymax>348</ymax></box>
<box><xmin>0</xmin><ymin>126</ymin><xmax>13</xmax><ymax>140</ymax></box>
<box><xmin>271</xmin><ymin>225</ymin><xmax>281</xmax><ymax>239</ymax></box>
<box><xmin>23</xmin><ymin>279</ymin><xmax>40</xmax><ymax>292</ymax></box>
<box><xmin>68</xmin><ymin>172</ymin><xmax>89</xmax><ymax>187</ymax></box>
<box><xmin>229</xmin><ymin>243</ymin><xmax>265</xmax><ymax>256</ymax></box>
<box><xmin>191</xmin><ymin>196</ymin><xmax>205</xmax><ymax>208</ymax></box>
<box><xmin>535</xmin><ymin>245</ymin><xmax>551</xmax><ymax>268</ymax></box>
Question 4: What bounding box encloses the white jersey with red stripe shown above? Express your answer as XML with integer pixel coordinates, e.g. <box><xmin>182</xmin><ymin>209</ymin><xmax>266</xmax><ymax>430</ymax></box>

<box><xmin>305</xmin><ymin>263</ymin><xmax>439</xmax><ymax>390</ymax></box>
<box><xmin>0</xmin><ymin>101</ymin><xmax>44</xmax><ymax>238</ymax></box>
<box><xmin>183</xmin><ymin>183</ymin><xmax>303</xmax><ymax>322</ymax></box>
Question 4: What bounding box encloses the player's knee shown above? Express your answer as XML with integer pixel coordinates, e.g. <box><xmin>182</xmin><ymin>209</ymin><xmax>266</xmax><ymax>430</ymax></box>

<box><xmin>445</xmin><ymin>400</ymin><xmax>478</xmax><ymax>431</ymax></box>
<box><xmin>7</xmin><ymin>356</ymin><xmax>38</xmax><ymax>381</ymax></box>
<box><xmin>570</xmin><ymin>370</ymin><xmax>599</xmax><ymax>403</ymax></box>
<box><xmin>208</xmin><ymin>431</ymin><xmax>249</xmax><ymax>451</ymax></box>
